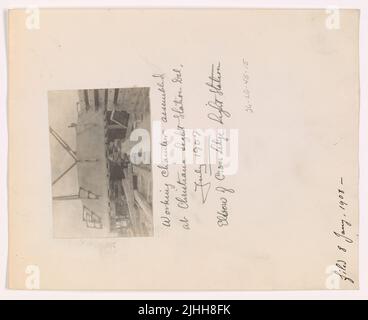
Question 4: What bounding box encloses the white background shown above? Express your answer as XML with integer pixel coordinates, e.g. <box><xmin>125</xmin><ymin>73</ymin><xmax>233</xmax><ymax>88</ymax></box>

<box><xmin>0</xmin><ymin>0</ymin><xmax>367</xmax><ymax>300</ymax></box>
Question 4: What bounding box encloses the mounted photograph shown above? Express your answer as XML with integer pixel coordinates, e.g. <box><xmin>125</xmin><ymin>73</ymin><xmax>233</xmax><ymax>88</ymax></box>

<box><xmin>48</xmin><ymin>88</ymin><xmax>153</xmax><ymax>238</ymax></box>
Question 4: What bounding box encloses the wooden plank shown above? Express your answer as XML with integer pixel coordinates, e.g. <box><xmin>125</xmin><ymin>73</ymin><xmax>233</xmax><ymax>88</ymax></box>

<box><xmin>117</xmin><ymin>88</ymin><xmax>124</xmax><ymax>105</ymax></box>
<box><xmin>107</xmin><ymin>88</ymin><xmax>115</xmax><ymax>110</ymax></box>
<box><xmin>78</xmin><ymin>90</ymin><xmax>86</xmax><ymax>113</ymax></box>
<box><xmin>87</xmin><ymin>89</ymin><xmax>95</xmax><ymax>109</ymax></box>
<box><xmin>98</xmin><ymin>89</ymin><xmax>105</xmax><ymax>107</ymax></box>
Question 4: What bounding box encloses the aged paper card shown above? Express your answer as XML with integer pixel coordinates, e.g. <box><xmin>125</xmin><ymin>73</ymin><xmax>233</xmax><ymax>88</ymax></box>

<box><xmin>8</xmin><ymin>9</ymin><xmax>359</xmax><ymax>290</ymax></box>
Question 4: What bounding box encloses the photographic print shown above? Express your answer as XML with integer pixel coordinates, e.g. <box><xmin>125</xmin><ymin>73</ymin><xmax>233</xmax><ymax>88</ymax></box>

<box><xmin>48</xmin><ymin>88</ymin><xmax>153</xmax><ymax>238</ymax></box>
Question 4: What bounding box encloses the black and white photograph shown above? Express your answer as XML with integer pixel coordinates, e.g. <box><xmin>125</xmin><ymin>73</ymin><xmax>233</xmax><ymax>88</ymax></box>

<box><xmin>48</xmin><ymin>88</ymin><xmax>153</xmax><ymax>238</ymax></box>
